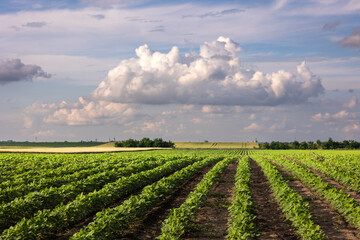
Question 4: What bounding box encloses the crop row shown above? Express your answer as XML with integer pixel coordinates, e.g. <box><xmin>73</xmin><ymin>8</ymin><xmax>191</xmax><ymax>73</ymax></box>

<box><xmin>0</xmin><ymin>154</ymin><xmax>147</xmax><ymax>190</ymax></box>
<box><xmin>157</xmin><ymin>157</ymin><xmax>233</xmax><ymax>239</ymax></box>
<box><xmin>1</xmin><ymin>155</ymin><xmax>208</xmax><ymax>239</ymax></box>
<box><xmin>253</xmin><ymin>155</ymin><xmax>325</xmax><ymax>240</ymax></box>
<box><xmin>69</xmin><ymin>156</ymin><xmax>225</xmax><ymax>239</ymax></box>
<box><xmin>289</xmin><ymin>153</ymin><xmax>360</xmax><ymax>192</ymax></box>
<box><xmin>0</xmin><ymin>156</ymin><xmax>179</xmax><ymax>232</ymax></box>
<box><xmin>226</xmin><ymin>156</ymin><xmax>256</xmax><ymax>239</ymax></box>
<box><xmin>0</xmin><ymin>156</ymin><xmax>172</xmax><ymax>203</ymax></box>
<box><xmin>269</xmin><ymin>154</ymin><xmax>360</xmax><ymax>230</ymax></box>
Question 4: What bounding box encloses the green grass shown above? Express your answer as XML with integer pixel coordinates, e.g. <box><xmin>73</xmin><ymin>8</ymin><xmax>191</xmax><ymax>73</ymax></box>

<box><xmin>174</xmin><ymin>142</ymin><xmax>259</xmax><ymax>149</ymax></box>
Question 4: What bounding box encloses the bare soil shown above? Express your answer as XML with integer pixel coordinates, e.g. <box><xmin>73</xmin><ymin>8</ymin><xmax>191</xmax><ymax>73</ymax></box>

<box><xmin>120</xmin><ymin>164</ymin><xmax>215</xmax><ymax>239</ymax></box>
<box><xmin>250</xmin><ymin>159</ymin><xmax>300</xmax><ymax>240</ymax></box>
<box><xmin>183</xmin><ymin>162</ymin><xmax>237</xmax><ymax>239</ymax></box>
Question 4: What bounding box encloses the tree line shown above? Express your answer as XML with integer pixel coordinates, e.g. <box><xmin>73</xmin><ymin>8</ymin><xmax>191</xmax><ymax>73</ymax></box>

<box><xmin>115</xmin><ymin>138</ymin><xmax>175</xmax><ymax>148</ymax></box>
<box><xmin>260</xmin><ymin>138</ymin><xmax>360</xmax><ymax>150</ymax></box>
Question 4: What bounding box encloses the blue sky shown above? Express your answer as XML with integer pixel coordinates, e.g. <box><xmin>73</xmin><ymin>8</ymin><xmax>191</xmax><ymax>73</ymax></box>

<box><xmin>1</xmin><ymin>0</ymin><xmax>360</xmax><ymax>142</ymax></box>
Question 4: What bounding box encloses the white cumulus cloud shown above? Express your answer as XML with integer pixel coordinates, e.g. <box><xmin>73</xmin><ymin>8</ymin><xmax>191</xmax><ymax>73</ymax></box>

<box><xmin>92</xmin><ymin>36</ymin><xmax>324</xmax><ymax>106</ymax></box>
<box><xmin>35</xmin><ymin>97</ymin><xmax>135</xmax><ymax>126</ymax></box>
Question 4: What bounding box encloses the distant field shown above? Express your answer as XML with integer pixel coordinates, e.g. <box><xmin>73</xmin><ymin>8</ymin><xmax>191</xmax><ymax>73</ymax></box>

<box><xmin>0</xmin><ymin>141</ymin><xmax>106</xmax><ymax>148</ymax></box>
<box><xmin>0</xmin><ymin>142</ymin><xmax>167</xmax><ymax>153</ymax></box>
<box><xmin>174</xmin><ymin>142</ymin><xmax>259</xmax><ymax>149</ymax></box>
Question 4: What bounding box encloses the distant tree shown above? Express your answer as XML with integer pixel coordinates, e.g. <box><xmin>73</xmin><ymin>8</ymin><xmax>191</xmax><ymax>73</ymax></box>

<box><xmin>139</xmin><ymin>137</ymin><xmax>152</xmax><ymax>147</ymax></box>
<box><xmin>115</xmin><ymin>138</ymin><xmax>174</xmax><ymax>148</ymax></box>
<box><xmin>299</xmin><ymin>141</ymin><xmax>308</xmax><ymax>149</ymax></box>
<box><xmin>122</xmin><ymin>138</ymin><xmax>138</xmax><ymax>147</ymax></box>
<box><xmin>292</xmin><ymin>140</ymin><xmax>300</xmax><ymax>149</ymax></box>
<box><xmin>316</xmin><ymin>140</ymin><xmax>322</xmax><ymax>149</ymax></box>
<box><xmin>323</xmin><ymin>137</ymin><xmax>335</xmax><ymax>149</ymax></box>
<box><xmin>307</xmin><ymin>141</ymin><xmax>317</xmax><ymax>149</ymax></box>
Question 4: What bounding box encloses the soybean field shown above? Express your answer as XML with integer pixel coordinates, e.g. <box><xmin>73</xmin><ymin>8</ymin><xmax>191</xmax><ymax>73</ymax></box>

<box><xmin>1</xmin><ymin>149</ymin><xmax>360</xmax><ymax>239</ymax></box>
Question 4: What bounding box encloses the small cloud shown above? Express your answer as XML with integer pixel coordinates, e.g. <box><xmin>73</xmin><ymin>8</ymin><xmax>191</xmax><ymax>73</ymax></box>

<box><xmin>311</xmin><ymin>110</ymin><xmax>355</xmax><ymax>122</ymax></box>
<box><xmin>175</xmin><ymin>123</ymin><xmax>185</xmax><ymax>134</ymax></box>
<box><xmin>0</xmin><ymin>59</ymin><xmax>51</xmax><ymax>85</ymax></box>
<box><xmin>311</xmin><ymin>112</ymin><xmax>330</xmax><ymax>122</ymax></box>
<box><xmin>183</xmin><ymin>8</ymin><xmax>243</xmax><ymax>19</ymax></box>
<box><xmin>149</xmin><ymin>25</ymin><xmax>165</xmax><ymax>32</ymax></box>
<box><xmin>34</xmin><ymin>130</ymin><xmax>55</xmax><ymax>137</ymax></box>
<box><xmin>42</xmin><ymin>97</ymin><xmax>135</xmax><ymax>126</ymax></box>
<box><xmin>125</xmin><ymin>16</ymin><xmax>161</xmax><ymax>23</ymax></box>
<box><xmin>244</xmin><ymin>122</ymin><xmax>262</xmax><ymax>132</ymax></box>
<box><xmin>91</xmin><ymin>14</ymin><xmax>105</xmax><ymax>20</ymax></box>
<box><xmin>339</xmin><ymin>29</ymin><xmax>360</xmax><ymax>48</ymax></box>
<box><xmin>141</xmin><ymin>119</ymin><xmax>165</xmax><ymax>132</ymax></box>
<box><xmin>249</xmin><ymin>114</ymin><xmax>256</xmax><ymax>120</ymax></box>
<box><xmin>22</xmin><ymin>22</ymin><xmax>47</xmax><ymax>28</ymax></box>
<box><xmin>80</xmin><ymin>0</ymin><xmax>146</xmax><ymax>8</ymax></box>
<box><xmin>343</xmin><ymin>96</ymin><xmax>358</xmax><ymax>108</ymax></box>
<box><xmin>344</xmin><ymin>124</ymin><xmax>360</xmax><ymax>133</ymax></box>
<box><xmin>332</xmin><ymin>110</ymin><xmax>350</xmax><ymax>119</ymax></box>
<box><xmin>322</xmin><ymin>20</ymin><xmax>341</xmax><ymax>31</ymax></box>
<box><xmin>23</xmin><ymin>116</ymin><xmax>33</xmax><ymax>129</ymax></box>
<box><xmin>191</xmin><ymin>118</ymin><xmax>202</xmax><ymax>124</ymax></box>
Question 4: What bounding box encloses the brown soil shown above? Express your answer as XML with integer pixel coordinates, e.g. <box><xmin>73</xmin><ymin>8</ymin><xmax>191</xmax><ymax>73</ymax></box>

<box><xmin>120</xmin><ymin>164</ymin><xmax>215</xmax><ymax>239</ymax></box>
<box><xmin>183</xmin><ymin>162</ymin><xmax>238</xmax><ymax>239</ymax></box>
<box><xmin>250</xmin><ymin>159</ymin><xmax>300</xmax><ymax>240</ymax></box>
<box><xmin>277</xmin><ymin>165</ymin><xmax>360</xmax><ymax>240</ymax></box>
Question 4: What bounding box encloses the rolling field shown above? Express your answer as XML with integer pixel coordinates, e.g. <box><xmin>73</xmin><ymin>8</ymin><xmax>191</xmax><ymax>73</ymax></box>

<box><xmin>0</xmin><ymin>149</ymin><xmax>360</xmax><ymax>239</ymax></box>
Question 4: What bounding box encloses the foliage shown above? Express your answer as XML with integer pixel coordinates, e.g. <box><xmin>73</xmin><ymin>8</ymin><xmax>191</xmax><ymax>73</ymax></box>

<box><xmin>252</xmin><ymin>155</ymin><xmax>325</xmax><ymax>239</ymax></box>
<box><xmin>157</xmin><ymin>157</ymin><xmax>233</xmax><ymax>239</ymax></box>
<box><xmin>226</xmin><ymin>156</ymin><xmax>257</xmax><ymax>239</ymax></box>
<box><xmin>260</xmin><ymin>138</ymin><xmax>360</xmax><ymax>149</ymax></box>
<box><xmin>115</xmin><ymin>137</ymin><xmax>174</xmax><ymax>148</ymax></box>
<box><xmin>269</xmin><ymin>153</ymin><xmax>360</xmax><ymax>230</ymax></box>
<box><xmin>70</xmin><ymin>156</ymin><xmax>224</xmax><ymax>239</ymax></box>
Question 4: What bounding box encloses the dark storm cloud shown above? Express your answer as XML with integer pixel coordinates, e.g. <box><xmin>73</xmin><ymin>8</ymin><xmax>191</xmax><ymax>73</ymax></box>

<box><xmin>0</xmin><ymin>59</ymin><xmax>51</xmax><ymax>85</ymax></box>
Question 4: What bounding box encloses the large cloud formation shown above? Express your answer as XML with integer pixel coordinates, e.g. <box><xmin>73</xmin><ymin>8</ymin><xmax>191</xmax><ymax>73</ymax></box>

<box><xmin>92</xmin><ymin>36</ymin><xmax>324</xmax><ymax>106</ymax></box>
<box><xmin>0</xmin><ymin>59</ymin><xmax>51</xmax><ymax>85</ymax></box>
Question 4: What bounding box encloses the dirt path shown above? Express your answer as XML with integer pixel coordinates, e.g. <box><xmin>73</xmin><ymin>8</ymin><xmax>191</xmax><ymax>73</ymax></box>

<box><xmin>250</xmin><ymin>159</ymin><xmax>299</xmax><ymax>240</ymax></box>
<box><xmin>277</xmin><ymin>165</ymin><xmax>360</xmax><ymax>240</ymax></box>
<box><xmin>120</xmin><ymin>164</ymin><xmax>215</xmax><ymax>239</ymax></box>
<box><xmin>183</xmin><ymin>162</ymin><xmax>237</xmax><ymax>239</ymax></box>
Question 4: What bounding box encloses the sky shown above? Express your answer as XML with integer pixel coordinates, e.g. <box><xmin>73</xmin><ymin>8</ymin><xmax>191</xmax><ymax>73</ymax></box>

<box><xmin>1</xmin><ymin>0</ymin><xmax>360</xmax><ymax>142</ymax></box>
